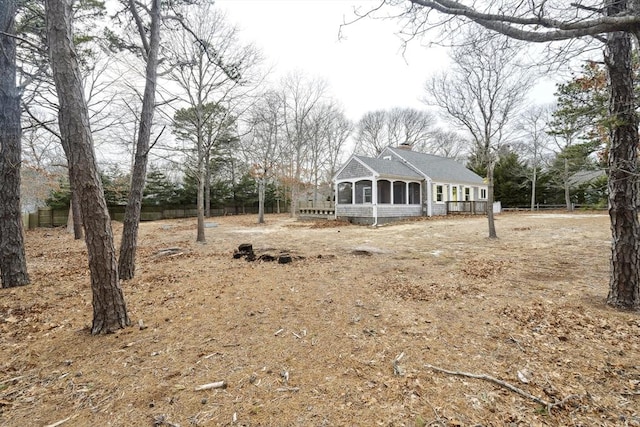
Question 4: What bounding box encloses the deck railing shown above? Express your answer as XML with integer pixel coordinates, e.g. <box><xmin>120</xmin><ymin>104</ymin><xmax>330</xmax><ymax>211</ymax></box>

<box><xmin>446</xmin><ymin>201</ymin><xmax>488</xmax><ymax>215</ymax></box>
<box><xmin>298</xmin><ymin>201</ymin><xmax>335</xmax><ymax>217</ymax></box>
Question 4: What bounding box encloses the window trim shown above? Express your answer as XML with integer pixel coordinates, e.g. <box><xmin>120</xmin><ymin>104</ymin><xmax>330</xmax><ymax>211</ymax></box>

<box><xmin>434</xmin><ymin>184</ymin><xmax>444</xmax><ymax>203</ymax></box>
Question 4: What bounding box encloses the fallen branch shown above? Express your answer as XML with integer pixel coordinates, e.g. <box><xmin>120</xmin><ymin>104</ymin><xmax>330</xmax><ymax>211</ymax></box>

<box><xmin>0</xmin><ymin>375</ymin><xmax>24</xmax><ymax>385</ymax></box>
<box><xmin>276</xmin><ymin>386</ymin><xmax>300</xmax><ymax>392</ymax></box>
<box><xmin>194</xmin><ymin>381</ymin><xmax>227</xmax><ymax>391</ymax></box>
<box><xmin>424</xmin><ymin>363</ymin><xmax>550</xmax><ymax>408</ymax></box>
<box><xmin>44</xmin><ymin>415</ymin><xmax>76</xmax><ymax>427</ymax></box>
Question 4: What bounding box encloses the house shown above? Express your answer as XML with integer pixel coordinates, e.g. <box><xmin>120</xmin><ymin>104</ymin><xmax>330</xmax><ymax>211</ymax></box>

<box><xmin>333</xmin><ymin>144</ymin><xmax>488</xmax><ymax>224</ymax></box>
<box><xmin>568</xmin><ymin>169</ymin><xmax>607</xmax><ymax>205</ymax></box>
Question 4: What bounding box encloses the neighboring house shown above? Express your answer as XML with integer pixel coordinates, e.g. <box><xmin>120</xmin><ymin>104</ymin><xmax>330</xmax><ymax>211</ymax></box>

<box><xmin>333</xmin><ymin>144</ymin><xmax>488</xmax><ymax>224</ymax></box>
<box><xmin>568</xmin><ymin>169</ymin><xmax>607</xmax><ymax>205</ymax></box>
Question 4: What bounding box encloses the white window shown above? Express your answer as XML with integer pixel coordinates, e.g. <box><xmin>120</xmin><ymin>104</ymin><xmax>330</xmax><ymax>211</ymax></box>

<box><xmin>464</xmin><ymin>187</ymin><xmax>471</xmax><ymax>201</ymax></box>
<box><xmin>434</xmin><ymin>184</ymin><xmax>444</xmax><ymax>202</ymax></box>
<box><xmin>480</xmin><ymin>188</ymin><xmax>487</xmax><ymax>199</ymax></box>
<box><xmin>363</xmin><ymin>187</ymin><xmax>372</xmax><ymax>203</ymax></box>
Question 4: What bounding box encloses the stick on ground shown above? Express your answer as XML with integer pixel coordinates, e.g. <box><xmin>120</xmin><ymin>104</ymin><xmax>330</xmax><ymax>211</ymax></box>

<box><xmin>194</xmin><ymin>381</ymin><xmax>227</xmax><ymax>391</ymax></box>
<box><xmin>424</xmin><ymin>363</ymin><xmax>550</xmax><ymax>407</ymax></box>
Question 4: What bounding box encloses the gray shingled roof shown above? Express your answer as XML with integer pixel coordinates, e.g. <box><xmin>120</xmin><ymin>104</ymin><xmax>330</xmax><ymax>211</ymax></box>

<box><xmin>355</xmin><ymin>156</ymin><xmax>423</xmax><ymax>179</ymax></box>
<box><xmin>568</xmin><ymin>169</ymin><xmax>606</xmax><ymax>186</ymax></box>
<box><xmin>385</xmin><ymin>147</ymin><xmax>485</xmax><ymax>184</ymax></box>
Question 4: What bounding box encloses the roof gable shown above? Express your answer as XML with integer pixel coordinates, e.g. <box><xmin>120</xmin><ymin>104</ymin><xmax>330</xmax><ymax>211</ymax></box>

<box><xmin>334</xmin><ymin>156</ymin><xmax>376</xmax><ymax>180</ymax></box>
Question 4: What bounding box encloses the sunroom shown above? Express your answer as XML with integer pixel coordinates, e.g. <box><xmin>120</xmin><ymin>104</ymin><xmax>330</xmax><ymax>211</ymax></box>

<box><xmin>334</xmin><ymin>156</ymin><xmax>425</xmax><ymax>225</ymax></box>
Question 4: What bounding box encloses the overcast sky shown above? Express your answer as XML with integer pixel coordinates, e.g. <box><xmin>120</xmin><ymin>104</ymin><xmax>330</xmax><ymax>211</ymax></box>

<box><xmin>216</xmin><ymin>0</ymin><xmax>451</xmax><ymax>121</ymax></box>
<box><xmin>216</xmin><ymin>0</ymin><xmax>557</xmax><ymax>124</ymax></box>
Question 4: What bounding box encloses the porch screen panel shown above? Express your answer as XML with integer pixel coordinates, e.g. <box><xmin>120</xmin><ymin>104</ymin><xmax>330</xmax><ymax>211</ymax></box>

<box><xmin>393</xmin><ymin>181</ymin><xmax>406</xmax><ymax>204</ymax></box>
<box><xmin>408</xmin><ymin>182</ymin><xmax>420</xmax><ymax>204</ymax></box>
<box><xmin>338</xmin><ymin>182</ymin><xmax>353</xmax><ymax>204</ymax></box>
<box><xmin>355</xmin><ymin>180</ymin><xmax>372</xmax><ymax>204</ymax></box>
<box><xmin>378</xmin><ymin>180</ymin><xmax>391</xmax><ymax>204</ymax></box>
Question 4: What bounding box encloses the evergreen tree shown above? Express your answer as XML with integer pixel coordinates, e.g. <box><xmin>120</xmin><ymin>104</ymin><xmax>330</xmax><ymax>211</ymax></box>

<box><xmin>143</xmin><ymin>166</ymin><xmax>179</xmax><ymax>206</ymax></box>
<box><xmin>493</xmin><ymin>152</ymin><xmax>531</xmax><ymax>207</ymax></box>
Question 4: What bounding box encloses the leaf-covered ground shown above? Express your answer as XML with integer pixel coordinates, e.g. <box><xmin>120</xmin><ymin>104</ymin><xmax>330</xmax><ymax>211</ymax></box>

<box><xmin>1</xmin><ymin>212</ymin><xmax>639</xmax><ymax>426</ymax></box>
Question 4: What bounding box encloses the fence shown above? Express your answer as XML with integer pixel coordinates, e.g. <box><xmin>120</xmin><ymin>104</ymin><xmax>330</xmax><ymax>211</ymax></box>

<box><xmin>24</xmin><ymin>203</ymin><xmax>290</xmax><ymax>229</ymax></box>
<box><xmin>501</xmin><ymin>204</ymin><xmax>607</xmax><ymax>212</ymax></box>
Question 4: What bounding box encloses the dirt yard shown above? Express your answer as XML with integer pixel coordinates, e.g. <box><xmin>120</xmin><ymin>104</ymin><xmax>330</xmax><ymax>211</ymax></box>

<box><xmin>1</xmin><ymin>212</ymin><xmax>639</xmax><ymax>426</ymax></box>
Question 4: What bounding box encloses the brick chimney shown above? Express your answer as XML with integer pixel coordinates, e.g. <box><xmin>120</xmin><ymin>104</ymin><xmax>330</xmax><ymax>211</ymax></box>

<box><xmin>398</xmin><ymin>142</ymin><xmax>412</xmax><ymax>150</ymax></box>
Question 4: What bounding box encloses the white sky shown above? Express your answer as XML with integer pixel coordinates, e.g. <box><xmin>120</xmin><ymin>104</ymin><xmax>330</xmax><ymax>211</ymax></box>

<box><xmin>217</xmin><ymin>0</ymin><xmax>450</xmax><ymax>121</ymax></box>
<box><xmin>216</xmin><ymin>0</ymin><xmax>557</xmax><ymax>123</ymax></box>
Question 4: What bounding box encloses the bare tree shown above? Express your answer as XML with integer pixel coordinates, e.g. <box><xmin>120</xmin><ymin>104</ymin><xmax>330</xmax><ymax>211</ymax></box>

<box><xmin>517</xmin><ymin>105</ymin><xmax>553</xmax><ymax>211</ymax></box>
<box><xmin>387</xmin><ymin>107</ymin><xmax>436</xmax><ymax>151</ymax></box>
<box><xmin>280</xmin><ymin>71</ymin><xmax>328</xmax><ymax>216</ymax></box>
<box><xmin>242</xmin><ymin>90</ymin><xmax>284</xmax><ymax>223</ymax></box>
<box><xmin>424</xmin><ymin>31</ymin><xmax>533</xmax><ymax>238</ymax></box>
<box><xmin>355</xmin><ymin>110</ymin><xmax>387</xmax><ymax>156</ymax></box>
<box><xmin>22</xmin><ymin>52</ymin><xmax>130</xmax><ymax>240</ymax></box>
<box><xmin>0</xmin><ymin>0</ymin><xmax>30</xmax><ymax>288</ymax></box>
<box><xmin>355</xmin><ymin>107</ymin><xmax>435</xmax><ymax>156</ymax></box>
<box><xmin>428</xmin><ymin>128</ymin><xmax>468</xmax><ymax>160</ymax></box>
<box><xmin>320</xmin><ymin>104</ymin><xmax>352</xmax><ymax>194</ymax></box>
<box><xmin>164</xmin><ymin>3</ymin><xmax>262</xmax><ymax>241</ymax></box>
<box><xmin>46</xmin><ymin>0</ymin><xmax>130</xmax><ymax>333</ymax></box>
<box><xmin>383</xmin><ymin>0</ymin><xmax>640</xmax><ymax>309</ymax></box>
<box><xmin>305</xmin><ymin>102</ymin><xmax>352</xmax><ymax>204</ymax></box>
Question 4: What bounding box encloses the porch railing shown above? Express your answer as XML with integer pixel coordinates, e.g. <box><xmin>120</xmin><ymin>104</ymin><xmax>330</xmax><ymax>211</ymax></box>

<box><xmin>446</xmin><ymin>201</ymin><xmax>488</xmax><ymax>215</ymax></box>
<box><xmin>298</xmin><ymin>201</ymin><xmax>335</xmax><ymax>216</ymax></box>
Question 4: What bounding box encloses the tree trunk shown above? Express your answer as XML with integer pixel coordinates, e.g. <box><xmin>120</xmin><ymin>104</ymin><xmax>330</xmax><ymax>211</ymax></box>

<box><xmin>530</xmin><ymin>157</ymin><xmax>537</xmax><ymax>212</ymax></box>
<box><xmin>205</xmin><ymin>150</ymin><xmax>211</xmax><ymax>218</ymax></box>
<box><xmin>46</xmin><ymin>0</ymin><xmax>130</xmax><ymax>333</ymax></box>
<box><xmin>258</xmin><ymin>178</ymin><xmax>265</xmax><ymax>224</ymax></box>
<box><xmin>0</xmin><ymin>0</ymin><xmax>30</xmax><ymax>288</ymax></box>
<box><xmin>69</xmin><ymin>185</ymin><xmax>83</xmax><ymax>239</ymax></box>
<box><xmin>564</xmin><ymin>158</ymin><xmax>572</xmax><ymax>211</ymax></box>
<box><xmin>604</xmin><ymin>8</ymin><xmax>640</xmax><ymax>310</ymax></box>
<box><xmin>58</xmin><ymin>123</ymin><xmax>82</xmax><ymax>240</ymax></box>
<box><xmin>118</xmin><ymin>0</ymin><xmax>161</xmax><ymax>280</ymax></box>
<box><xmin>196</xmin><ymin>166</ymin><xmax>206</xmax><ymax>242</ymax></box>
<box><xmin>486</xmin><ymin>161</ymin><xmax>497</xmax><ymax>239</ymax></box>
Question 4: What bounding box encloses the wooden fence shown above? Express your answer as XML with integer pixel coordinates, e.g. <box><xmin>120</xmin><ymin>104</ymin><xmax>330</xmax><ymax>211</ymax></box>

<box><xmin>24</xmin><ymin>203</ymin><xmax>289</xmax><ymax>229</ymax></box>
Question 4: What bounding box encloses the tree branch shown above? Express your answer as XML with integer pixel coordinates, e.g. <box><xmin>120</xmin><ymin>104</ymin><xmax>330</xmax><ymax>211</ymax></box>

<box><xmin>409</xmin><ymin>0</ymin><xmax>640</xmax><ymax>42</ymax></box>
<box><xmin>424</xmin><ymin>363</ymin><xmax>550</xmax><ymax>407</ymax></box>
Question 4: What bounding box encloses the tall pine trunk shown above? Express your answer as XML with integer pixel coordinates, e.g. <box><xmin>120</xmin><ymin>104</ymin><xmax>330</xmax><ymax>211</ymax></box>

<box><xmin>118</xmin><ymin>0</ymin><xmax>161</xmax><ymax>280</ymax></box>
<box><xmin>46</xmin><ymin>0</ymin><xmax>130</xmax><ymax>333</ymax></box>
<box><xmin>0</xmin><ymin>0</ymin><xmax>30</xmax><ymax>288</ymax></box>
<box><xmin>604</xmin><ymin>4</ymin><xmax>640</xmax><ymax>309</ymax></box>
<box><xmin>69</xmin><ymin>182</ymin><xmax>83</xmax><ymax>239</ymax></box>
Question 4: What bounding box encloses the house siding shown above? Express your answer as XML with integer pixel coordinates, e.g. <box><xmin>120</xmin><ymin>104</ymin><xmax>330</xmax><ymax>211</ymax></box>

<box><xmin>337</xmin><ymin>160</ymin><xmax>371</xmax><ymax>180</ymax></box>
<box><xmin>336</xmin><ymin>205</ymin><xmax>373</xmax><ymax>217</ymax></box>
<box><xmin>377</xmin><ymin>205</ymin><xmax>422</xmax><ymax>217</ymax></box>
<box><xmin>432</xmin><ymin>204</ymin><xmax>447</xmax><ymax>216</ymax></box>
